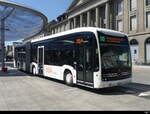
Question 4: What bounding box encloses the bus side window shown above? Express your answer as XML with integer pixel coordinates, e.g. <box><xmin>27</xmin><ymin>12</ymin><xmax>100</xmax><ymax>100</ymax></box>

<box><xmin>93</xmin><ymin>35</ymin><xmax>99</xmax><ymax>72</ymax></box>
<box><xmin>31</xmin><ymin>45</ymin><xmax>37</xmax><ymax>63</ymax></box>
<box><xmin>94</xmin><ymin>48</ymin><xmax>99</xmax><ymax>71</ymax></box>
<box><xmin>85</xmin><ymin>33</ymin><xmax>99</xmax><ymax>72</ymax></box>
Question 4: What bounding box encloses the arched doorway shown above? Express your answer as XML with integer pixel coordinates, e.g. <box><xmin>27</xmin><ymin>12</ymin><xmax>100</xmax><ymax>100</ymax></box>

<box><xmin>130</xmin><ymin>39</ymin><xmax>139</xmax><ymax>64</ymax></box>
<box><xmin>145</xmin><ymin>37</ymin><xmax>150</xmax><ymax>63</ymax></box>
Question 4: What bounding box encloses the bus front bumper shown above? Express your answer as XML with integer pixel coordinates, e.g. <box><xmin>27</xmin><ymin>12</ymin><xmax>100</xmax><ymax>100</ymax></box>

<box><xmin>97</xmin><ymin>78</ymin><xmax>132</xmax><ymax>89</ymax></box>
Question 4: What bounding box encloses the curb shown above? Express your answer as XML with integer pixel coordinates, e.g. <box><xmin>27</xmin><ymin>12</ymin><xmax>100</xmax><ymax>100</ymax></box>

<box><xmin>133</xmin><ymin>65</ymin><xmax>150</xmax><ymax>69</ymax></box>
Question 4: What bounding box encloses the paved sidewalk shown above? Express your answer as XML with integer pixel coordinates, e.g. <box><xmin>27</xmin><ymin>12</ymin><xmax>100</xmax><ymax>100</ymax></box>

<box><xmin>132</xmin><ymin>65</ymin><xmax>150</xmax><ymax>72</ymax></box>
<box><xmin>0</xmin><ymin>66</ymin><xmax>149</xmax><ymax>110</ymax></box>
<box><xmin>133</xmin><ymin>65</ymin><xmax>150</xmax><ymax>69</ymax></box>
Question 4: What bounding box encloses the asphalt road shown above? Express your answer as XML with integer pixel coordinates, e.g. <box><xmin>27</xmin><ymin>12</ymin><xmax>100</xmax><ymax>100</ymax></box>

<box><xmin>0</xmin><ymin>65</ymin><xmax>150</xmax><ymax>111</ymax></box>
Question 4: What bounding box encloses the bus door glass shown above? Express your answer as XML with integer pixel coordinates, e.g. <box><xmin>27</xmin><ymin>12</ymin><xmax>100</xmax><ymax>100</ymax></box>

<box><xmin>76</xmin><ymin>44</ymin><xmax>84</xmax><ymax>82</ymax></box>
<box><xmin>38</xmin><ymin>46</ymin><xmax>44</xmax><ymax>75</ymax></box>
<box><xmin>75</xmin><ymin>35</ymin><xmax>94</xmax><ymax>86</ymax></box>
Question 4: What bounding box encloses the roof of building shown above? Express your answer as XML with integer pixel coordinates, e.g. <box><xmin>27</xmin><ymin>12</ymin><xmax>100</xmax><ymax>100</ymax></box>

<box><xmin>67</xmin><ymin>0</ymin><xmax>91</xmax><ymax>12</ymax></box>
<box><xmin>0</xmin><ymin>0</ymin><xmax>48</xmax><ymax>41</ymax></box>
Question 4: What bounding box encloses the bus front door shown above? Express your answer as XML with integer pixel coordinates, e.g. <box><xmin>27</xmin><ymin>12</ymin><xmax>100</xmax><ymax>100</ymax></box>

<box><xmin>76</xmin><ymin>44</ymin><xmax>94</xmax><ymax>87</ymax></box>
<box><xmin>38</xmin><ymin>46</ymin><xmax>44</xmax><ymax>75</ymax></box>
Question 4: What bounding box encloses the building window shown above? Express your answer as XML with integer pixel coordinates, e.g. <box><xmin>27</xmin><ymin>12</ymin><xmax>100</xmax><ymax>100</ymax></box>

<box><xmin>117</xmin><ymin>20</ymin><xmax>123</xmax><ymax>32</ymax></box>
<box><xmin>130</xmin><ymin>16</ymin><xmax>137</xmax><ymax>31</ymax></box>
<box><xmin>146</xmin><ymin>0</ymin><xmax>150</xmax><ymax>6</ymax></box>
<box><xmin>146</xmin><ymin>12</ymin><xmax>150</xmax><ymax>28</ymax></box>
<box><xmin>117</xmin><ymin>0</ymin><xmax>123</xmax><ymax>15</ymax></box>
<box><xmin>134</xmin><ymin>50</ymin><xmax>137</xmax><ymax>54</ymax></box>
<box><xmin>130</xmin><ymin>0</ymin><xmax>137</xmax><ymax>11</ymax></box>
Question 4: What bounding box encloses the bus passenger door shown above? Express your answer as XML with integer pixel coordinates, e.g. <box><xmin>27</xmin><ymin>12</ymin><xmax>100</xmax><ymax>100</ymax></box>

<box><xmin>38</xmin><ymin>46</ymin><xmax>44</xmax><ymax>75</ymax></box>
<box><xmin>76</xmin><ymin>44</ymin><xmax>94</xmax><ymax>87</ymax></box>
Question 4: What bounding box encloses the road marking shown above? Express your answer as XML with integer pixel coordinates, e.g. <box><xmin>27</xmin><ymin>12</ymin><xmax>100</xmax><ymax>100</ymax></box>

<box><xmin>139</xmin><ymin>93</ymin><xmax>150</xmax><ymax>97</ymax></box>
<box><xmin>64</xmin><ymin>88</ymin><xmax>78</xmax><ymax>92</ymax></box>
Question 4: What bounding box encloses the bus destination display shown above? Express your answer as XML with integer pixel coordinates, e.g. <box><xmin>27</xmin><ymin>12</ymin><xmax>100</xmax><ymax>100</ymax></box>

<box><xmin>100</xmin><ymin>35</ymin><xmax>127</xmax><ymax>44</ymax></box>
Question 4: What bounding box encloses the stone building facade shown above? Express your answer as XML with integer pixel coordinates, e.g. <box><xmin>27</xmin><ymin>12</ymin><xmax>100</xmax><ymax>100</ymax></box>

<box><xmin>27</xmin><ymin>0</ymin><xmax>150</xmax><ymax>64</ymax></box>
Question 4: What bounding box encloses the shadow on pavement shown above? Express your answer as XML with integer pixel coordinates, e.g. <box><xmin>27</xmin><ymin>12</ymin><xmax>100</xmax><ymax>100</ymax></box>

<box><xmin>36</xmin><ymin>74</ymin><xmax>150</xmax><ymax>96</ymax></box>
<box><xmin>0</xmin><ymin>62</ymin><xmax>29</xmax><ymax>77</ymax></box>
<box><xmin>76</xmin><ymin>83</ymin><xmax>150</xmax><ymax>96</ymax></box>
<box><xmin>0</xmin><ymin>68</ymin><xmax>29</xmax><ymax>77</ymax></box>
<box><xmin>122</xmin><ymin>83</ymin><xmax>150</xmax><ymax>94</ymax></box>
<box><xmin>1</xmin><ymin>62</ymin><xmax>150</xmax><ymax>96</ymax></box>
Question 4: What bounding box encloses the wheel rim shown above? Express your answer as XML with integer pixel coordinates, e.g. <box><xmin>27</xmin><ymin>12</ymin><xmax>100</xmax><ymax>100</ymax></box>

<box><xmin>66</xmin><ymin>73</ymin><xmax>73</xmax><ymax>85</ymax></box>
<box><xmin>33</xmin><ymin>67</ymin><xmax>36</xmax><ymax>75</ymax></box>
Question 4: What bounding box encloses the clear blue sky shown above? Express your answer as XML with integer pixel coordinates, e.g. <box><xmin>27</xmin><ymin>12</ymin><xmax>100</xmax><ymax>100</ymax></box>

<box><xmin>9</xmin><ymin>0</ymin><xmax>73</xmax><ymax>21</ymax></box>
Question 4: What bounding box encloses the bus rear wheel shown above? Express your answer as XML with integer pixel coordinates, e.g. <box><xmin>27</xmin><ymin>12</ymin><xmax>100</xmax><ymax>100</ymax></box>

<box><xmin>64</xmin><ymin>71</ymin><xmax>73</xmax><ymax>86</ymax></box>
<box><xmin>32</xmin><ymin>67</ymin><xmax>36</xmax><ymax>76</ymax></box>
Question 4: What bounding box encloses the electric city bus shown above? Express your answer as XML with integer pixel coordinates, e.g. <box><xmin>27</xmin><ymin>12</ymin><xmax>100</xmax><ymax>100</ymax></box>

<box><xmin>14</xmin><ymin>27</ymin><xmax>132</xmax><ymax>89</ymax></box>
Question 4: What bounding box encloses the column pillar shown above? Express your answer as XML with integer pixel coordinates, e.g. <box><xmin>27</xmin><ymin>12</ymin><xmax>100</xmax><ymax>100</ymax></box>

<box><xmin>87</xmin><ymin>11</ymin><xmax>91</xmax><ymax>27</ymax></box>
<box><xmin>68</xmin><ymin>19</ymin><xmax>71</xmax><ymax>30</ymax></box>
<box><xmin>99</xmin><ymin>16</ymin><xmax>102</xmax><ymax>28</ymax></box>
<box><xmin>123</xmin><ymin>0</ymin><xmax>129</xmax><ymax>33</ymax></box>
<box><xmin>74</xmin><ymin>17</ymin><xmax>76</xmax><ymax>28</ymax></box>
<box><xmin>96</xmin><ymin>7</ymin><xmax>100</xmax><ymax>27</ymax></box>
<box><xmin>105</xmin><ymin>2</ymin><xmax>110</xmax><ymax>29</ymax></box>
<box><xmin>80</xmin><ymin>14</ymin><xmax>83</xmax><ymax>27</ymax></box>
<box><xmin>0</xmin><ymin>19</ymin><xmax>5</xmax><ymax>69</ymax></box>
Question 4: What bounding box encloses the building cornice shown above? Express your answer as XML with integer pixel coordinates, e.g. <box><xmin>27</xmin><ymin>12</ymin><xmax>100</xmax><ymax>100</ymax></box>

<box><xmin>67</xmin><ymin>0</ymin><xmax>109</xmax><ymax>19</ymax></box>
<box><xmin>67</xmin><ymin>0</ymin><xmax>92</xmax><ymax>13</ymax></box>
<box><xmin>48</xmin><ymin>19</ymin><xmax>68</xmax><ymax>29</ymax></box>
<box><xmin>128</xmin><ymin>31</ymin><xmax>150</xmax><ymax>37</ymax></box>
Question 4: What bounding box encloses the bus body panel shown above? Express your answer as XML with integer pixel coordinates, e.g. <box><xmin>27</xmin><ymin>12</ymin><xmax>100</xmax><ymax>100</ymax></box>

<box><xmin>93</xmin><ymin>71</ymin><xmax>101</xmax><ymax>88</ymax></box>
<box><xmin>43</xmin><ymin>65</ymin><xmax>76</xmax><ymax>83</ymax></box>
<box><xmin>100</xmin><ymin>78</ymin><xmax>132</xmax><ymax>88</ymax></box>
<box><xmin>44</xmin><ymin>65</ymin><xmax>63</xmax><ymax>80</ymax></box>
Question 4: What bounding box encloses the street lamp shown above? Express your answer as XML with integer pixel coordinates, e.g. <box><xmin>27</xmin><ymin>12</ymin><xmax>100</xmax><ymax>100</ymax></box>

<box><xmin>0</xmin><ymin>7</ymin><xmax>15</xmax><ymax>72</ymax></box>
<box><xmin>0</xmin><ymin>19</ymin><xmax>6</xmax><ymax>71</ymax></box>
<box><xmin>0</xmin><ymin>20</ymin><xmax>10</xmax><ymax>71</ymax></box>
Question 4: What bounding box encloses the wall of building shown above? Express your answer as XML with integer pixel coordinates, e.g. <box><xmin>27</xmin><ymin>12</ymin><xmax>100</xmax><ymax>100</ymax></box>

<box><xmin>26</xmin><ymin>0</ymin><xmax>150</xmax><ymax>64</ymax></box>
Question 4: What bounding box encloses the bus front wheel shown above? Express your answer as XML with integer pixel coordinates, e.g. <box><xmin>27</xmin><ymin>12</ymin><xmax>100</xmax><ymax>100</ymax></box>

<box><xmin>64</xmin><ymin>71</ymin><xmax>73</xmax><ymax>86</ymax></box>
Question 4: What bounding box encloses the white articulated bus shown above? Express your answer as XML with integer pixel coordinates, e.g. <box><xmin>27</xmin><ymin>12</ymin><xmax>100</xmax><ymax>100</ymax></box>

<box><xmin>14</xmin><ymin>27</ymin><xmax>132</xmax><ymax>89</ymax></box>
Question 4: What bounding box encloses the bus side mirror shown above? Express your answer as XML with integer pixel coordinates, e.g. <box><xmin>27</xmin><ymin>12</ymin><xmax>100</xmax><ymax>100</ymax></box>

<box><xmin>74</xmin><ymin>61</ymin><xmax>77</xmax><ymax>65</ymax></box>
<box><xmin>73</xmin><ymin>62</ymin><xmax>77</xmax><ymax>69</ymax></box>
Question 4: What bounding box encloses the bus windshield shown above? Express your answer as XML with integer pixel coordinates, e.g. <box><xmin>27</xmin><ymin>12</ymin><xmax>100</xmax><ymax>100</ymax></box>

<box><xmin>98</xmin><ymin>32</ymin><xmax>131</xmax><ymax>69</ymax></box>
<box><xmin>98</xmin><ymin>31</ymin><xmax>131</xmax><ymax>81</ymax></box>
<box><xmin>100</xmin><ymin>44</ymin><xmax>131</xmax><ymax>69</ymax></box>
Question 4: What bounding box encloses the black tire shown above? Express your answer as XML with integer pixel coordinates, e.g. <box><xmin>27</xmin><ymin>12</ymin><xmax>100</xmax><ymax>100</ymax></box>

<box><xmin>17</xmin><ymin>63</ymin><xmax>20</xmax><ymax>70</ymax></box>
<box><xmin>32</xmin><ymin>66</ymin><xmax>36</xmax><ymax>76</ymax></box>
<box><xmin>64</xmin><ymin>71</ymin><xmax>74</xmax><ymax>86</ymax></box>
